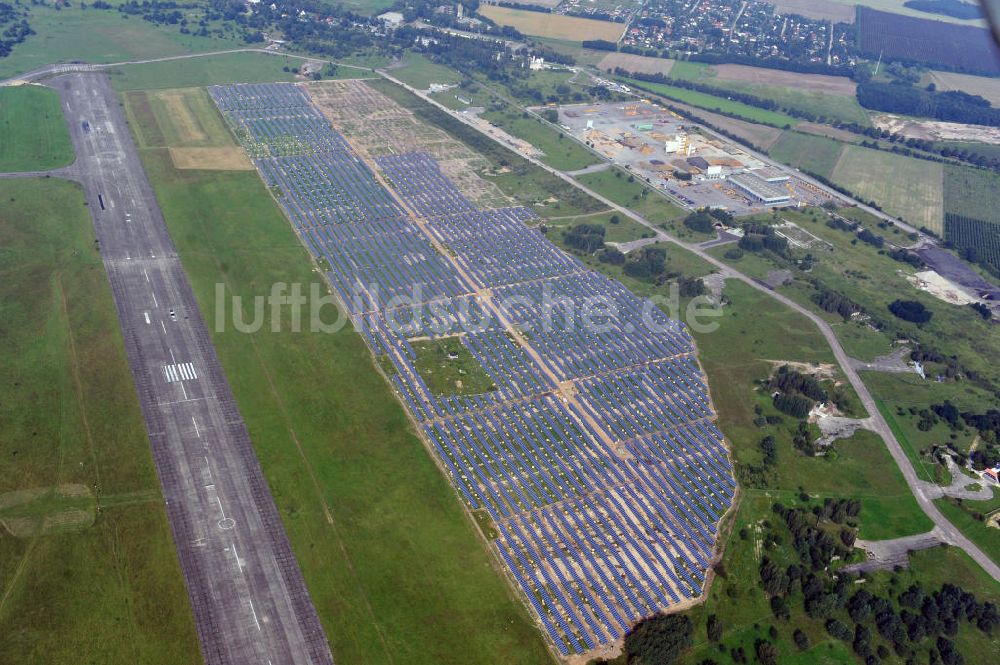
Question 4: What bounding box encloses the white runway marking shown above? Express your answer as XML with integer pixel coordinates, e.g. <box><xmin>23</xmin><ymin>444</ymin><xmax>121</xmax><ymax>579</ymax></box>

<box><xmin>160</xmin><ymin>360</ymin><xmax>198</xmax><ymax>383</ymax></box>
<box><xmin>144</xmin><ymin>312</ymin><xmax>150</xmax><ymax>325</ymax></box>
<box><xmin>193</xmin><ymin>417</ymin><xmax>201</xmax><ymax>438</ymax></box>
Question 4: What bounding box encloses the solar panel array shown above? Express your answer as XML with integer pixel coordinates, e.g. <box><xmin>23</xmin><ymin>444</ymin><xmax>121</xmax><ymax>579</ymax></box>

<box><xmin>210</xmin><ymin>82</ymin><xmax>735</xmax><ymax>655</ymax></box>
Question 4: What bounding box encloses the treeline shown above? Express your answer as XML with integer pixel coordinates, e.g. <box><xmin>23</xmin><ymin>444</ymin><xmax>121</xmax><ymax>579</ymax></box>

<box><xmin>857</xmin><ymin>82</ymin><xmax>1000</xmax><ymax>128</ymax></box>
<box><xmin>813</xmin><ymin>289</ymin><xmax>863</xmax><ymax>320</ymax></box>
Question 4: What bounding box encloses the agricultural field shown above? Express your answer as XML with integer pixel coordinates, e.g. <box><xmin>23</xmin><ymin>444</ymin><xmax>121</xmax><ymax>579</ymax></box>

<box><xmin>123</xmin><ymin>87</ymin><xmax>251</xmax><ymax>171</ymax></box>
<box><xmin>926</xmin><ymin>70</ymin><xmax>1000</xmax><ymax>106</ymax></box>
<box><xmin>128</xmin><ymin>121</ymin><xmax>555</xmax><ymax>664</ymax></box>
<box><xmin>830</xmin><ymin>145</ymin><xmax>944</xmax><ymax>232</ymax></box>
<box><xmin>478</xmin><ymin>5</ymin><xmax>626</xmax><ymax>41</ymax></box>
<box><xmin>597</xmin><ymin>52</ymin><xmax>675</xmax><ymax>76</ymax></box>
<box><xmin>0</xmin><ymin>4</ymin><xmax>236</xmax><ymax>79</ymax></box>
<box><xmin>856</xmin><ymin>6</ymin><xmax>1000</xmax><ymax>75</ymax></box>
<box><xmin>109</xmin><ymin>51</ymin><xmax>304</xmax><ymax>91</ymax></box>
<box><xmin>770</xmin><ymin>0</ymin><xmax>857</xmax><ymax>22</ymax></box>
<box><xmin>768</xmin><ymin>131</ymin><xmax>845</xmax><ymax>179</ymax></box>
<box><xmin>709</xmin><ymin>65</ymin><xmax>858</xmax><ymax>97</ymax></box>
<box><xmin>0</xmin><ymin>178</ymin><xmax>201</xmax><ymax>664</ymax></box>
<box><xmin>481</xmin><ymin>106</ymin><xmax>601</xmax><ymax>171</ymax></box>
<box><xmin>664</xmin><ymin>62</ymin><xmax>869</xmax><ymax>126</ymax></box>
<box><xmin>943</xmin><ymin>164</ymin><xmax>1000</xmax><ymax>225</ymax></box>
<box><xmin>851</xmin><ymin>0</ymin><xmax>988</xmax><ymax>24</ymax></box>
<box><xmin>625</xmin><ymin>78</ymin><xmax>800</xmax><ymax>128</ymax></box>
<box><xmin>0</xmin><ymin>85</ymin><xmax>73</xmax><ymax>171</ymax></box>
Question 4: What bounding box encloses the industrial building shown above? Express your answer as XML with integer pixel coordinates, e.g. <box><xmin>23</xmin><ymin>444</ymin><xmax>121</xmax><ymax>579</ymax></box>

<box><xmin>728</xmin><ymin>173</ymin><xmax>791</xmax><ymax>205</ymax></box>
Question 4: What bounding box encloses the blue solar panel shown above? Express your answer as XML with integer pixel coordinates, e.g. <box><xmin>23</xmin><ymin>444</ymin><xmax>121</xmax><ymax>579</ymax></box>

<box><xmin>210</xmin><ymin>81</ymin><xmax>736</xmax><ymax>655</ymax></box>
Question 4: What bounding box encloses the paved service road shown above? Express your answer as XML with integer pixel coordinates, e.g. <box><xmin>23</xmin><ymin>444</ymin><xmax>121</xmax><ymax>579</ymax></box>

<box><xmin>378</xmin><ymin>72</ymin><xmax>1000</xmax><ymax>583</ymax></box>
<box><xmin>49</xmin><ymin>72</ymin><xmax>334</xmax><ymax>665</ymax></box>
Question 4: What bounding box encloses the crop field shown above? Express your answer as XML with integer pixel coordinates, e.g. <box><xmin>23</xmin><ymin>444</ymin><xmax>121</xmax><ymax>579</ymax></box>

<box><xmin>479</xmin><ymin>5</ymin><xmax>626</xmax><ymax>41</ymax></box>
<box><xmin>926</xmin><ymin>70</ymin><xmax>1000</xmax><ymax>106</ymax></box>
<box><xmin>770</xmin><ymin>0</ymin><xmax>857</xmax><ymax>22</ymax></box>
<box><xmin>831</xmin><ymin>145</ymin><xmax>944</xmax><ymax>232</ymax></box>
<box><xmin>661</xmin><ymin>61</ymin><xmax>869</xmax><ymax>126</ymax></box>
<box><xmin>0</xmin><ymin>85</ymin><xmax>73</xmax><ymax>172</ymax></box>
<box><xmin>209</xmin><ymin>80</ymin><xmax>737</xmax><ymax>657</ymax></box>
<box><xmin>768</xmin><ymin>131</ymin><xmax>845</xmax><ymax>178</ymax></box>
<box><xmin>943</xmin><ymin>164</ymin><xmax>1000</xmax><ymax>225</ymax></box>
<box><xmin>856</xmin><ymin>6</ymin><xmax>1000</xmax><ymax>74</ymax></box>
<box><xmin>0</xmin><ymin>178</ymin><xmax>200</xmax><ymax>664</ymax></box>
<box><xmin>711</xmin><ymin>65</ymin><xmax>858</xmax><ymax>97</ymax></box>
<box><xmin>597</xmin><ymin>52</ymin><xmax>676</xmax><ymax>76</ymax></box>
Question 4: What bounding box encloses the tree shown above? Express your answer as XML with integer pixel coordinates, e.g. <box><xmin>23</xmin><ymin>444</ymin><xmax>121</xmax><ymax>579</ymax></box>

<box><xmin>706</xmin><ymin>614</ymin><xmax>722</xmax><ymax>642</ymax></box>
<box><xmin>793</xmin><ymin>628</ymin><xmax>810</xmax><ymax>651</ymax></box>
<box><xmin>755</xmin><ymin>639</ymin><xmax>779</xmax><ymax>665</ymax></box>
<box><xmin>624</xmin><ymin>614</ymin><xmax>693</xmax><ymax>664</ymax></box>
<box><xmin>889</xmin><ymin>299</ymin><xmax>933</xmax><ymax>324</ymax></box>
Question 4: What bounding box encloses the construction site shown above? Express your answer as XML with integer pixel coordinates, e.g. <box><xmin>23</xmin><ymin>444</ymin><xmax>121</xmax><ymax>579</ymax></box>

<box><xmin>553</xmin><ymin>101</ymin><xmax>832</xmax><ymax>214</ymax></box>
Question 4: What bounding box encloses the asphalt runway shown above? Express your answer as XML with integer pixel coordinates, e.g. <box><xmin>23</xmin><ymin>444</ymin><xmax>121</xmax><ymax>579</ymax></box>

<box><xmin>49</xmin><ymin>72</ymin><xmax>333</xmax><ymax>665</ymax></box>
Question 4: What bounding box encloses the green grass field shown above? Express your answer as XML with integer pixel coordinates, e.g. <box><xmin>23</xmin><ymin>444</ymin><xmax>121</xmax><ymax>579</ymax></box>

<box><xmin>626</xmin><ymin>78</ymin><xmax>800</xmax><ymax>127</ymax></box>
<box><xmin>544</xmin><ymin>210</ymin><xmax>651</xmax><ymax>245</ymax></box>
<box><xmin>767</xmin><ymin>131</ymin><xmax>845</xmax><ymax>179</ymax></box>
<box><xmin>124</xmin><ymin>87</ymin><xmax>235</xmax><ymax>148</ymax></box>
<box><xmin>0</xmin><ymin>178</ymin><xmax>201</xmax><ymax>664</ymax></box>
<box><xmin>936</xmin><ymin>495</ymin><xmax>1000</xmax><ymax>566</ymax></box>
<box><xmin>481</xmin><ymin>107</ymin><xmax>600</xmax><ymax>172</ymax></box>
<box><xmin>109</xmin><ymin>51</ymin><xmax>304</xmax><ymax>91</ymax></box>
<box><xmin>125</xmin><ymin>88</ymin><xmax>555</xmax><ymax>665</ymax></box>
<box><xmin>573</xmin><ymin>168</ymin><xmax>689</xmax><ymax>230</ymax></box>
<box><xmin>389</xmin><ymin>53</ymin><xmax>464</xmax><ymax>90</ymax></box>
<box><xmin>0</xmin><ymin>86</ymin><xmax>74</xmax><ymax>171</ymax></box>
<box><xmin>830</xmin><ymin>146</ymin><xmax>944</xmax><ymax>233</ymax></box>
<box><xmin>0</xmin><ymin>4</ymin><xmax>237</xmax><ymax>79</ymax></box>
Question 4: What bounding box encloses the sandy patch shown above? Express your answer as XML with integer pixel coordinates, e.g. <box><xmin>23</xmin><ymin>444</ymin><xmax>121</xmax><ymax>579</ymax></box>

<box><xmin>872</xmin><ymin>113</ymin><xmax>1000</xmax><ymax>146</ymax></box>
<box><xmin>906</xmin><ymin>269</ymin><xmax>980</xmax><ymax>305</ymax></box>
<box><xmin>169</xmin><ymin>146</ymin><xmax>253</xmax><ymax>170</ymax></box>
